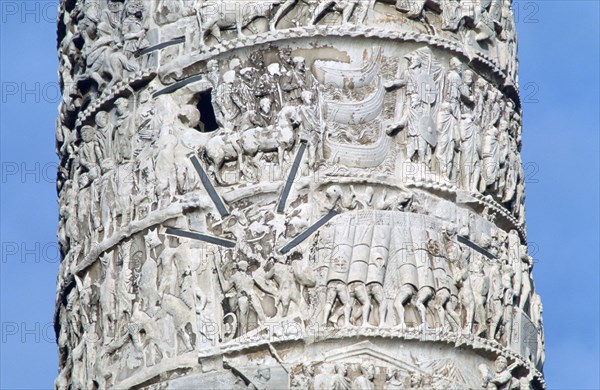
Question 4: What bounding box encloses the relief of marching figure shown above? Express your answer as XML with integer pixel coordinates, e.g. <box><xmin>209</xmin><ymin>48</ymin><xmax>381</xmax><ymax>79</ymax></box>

<box><xmin>54</xmin><ymin>1</ymin><xmax>543</xmax><ymax>385</ymax></box>
<box><xmin>379</xmin><ymin>48</ymin><xmax>526</xmax><ymax>222</ymax></box>
<box><xmin>56</xmin><ymin>0</ymin><xmax>518</xmax><ymax>137</ymax></box>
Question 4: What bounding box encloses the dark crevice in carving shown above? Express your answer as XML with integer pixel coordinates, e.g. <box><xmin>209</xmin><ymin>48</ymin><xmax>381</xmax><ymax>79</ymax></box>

<box><xmin>196</xmin><ymin>90</ymin><xmax>219</xmax><ymax>133</ymax></box>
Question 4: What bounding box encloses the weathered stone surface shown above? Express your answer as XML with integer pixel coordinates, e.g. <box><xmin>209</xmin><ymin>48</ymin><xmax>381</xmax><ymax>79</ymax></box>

<box><xmin>55</xmin><ymin>1</ymin><xmax>544</xmax><ymax>388</ymax></box>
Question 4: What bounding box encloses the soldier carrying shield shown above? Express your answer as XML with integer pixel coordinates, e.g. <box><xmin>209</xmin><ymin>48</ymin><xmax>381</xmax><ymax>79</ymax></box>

<box><xmin>385</xmin><ymin>49</ymin><xmax>440</xmax><ymax>166</ymax></box>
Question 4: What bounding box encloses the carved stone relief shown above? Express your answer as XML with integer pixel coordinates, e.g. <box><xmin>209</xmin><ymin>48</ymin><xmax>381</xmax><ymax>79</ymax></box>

<box><xmin>55</xmin><ymin>1</ymin><xmax>543</xmax><ymax>389</ymax></box>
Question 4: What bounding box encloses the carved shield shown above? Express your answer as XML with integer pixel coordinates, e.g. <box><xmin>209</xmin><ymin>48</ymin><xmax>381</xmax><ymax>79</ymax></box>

<box><xmin>326</xmin><ymin>217</ymin><xmax>356</xmax><ymax>284</ymax></box>
<box><xmin>367</xmin><ymin>223</ymin><xmax>391</xmax><ymax>285</ymax></box>
<box><xmin>419</xmin><ymin>116</ymin><xmax>438</xmax><ymax>147</ymax></box>
<box><xmin>348</xmin><ymin>224</ymin><xmax>374</xmax><ymax>284</ymax></box>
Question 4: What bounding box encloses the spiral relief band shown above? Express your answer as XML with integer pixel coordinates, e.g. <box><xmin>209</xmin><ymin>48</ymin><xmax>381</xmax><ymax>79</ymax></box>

<box><xmin>54</xmin><ymin>1</ymin><xmax>544</xmax><ymax>389</ymax></box>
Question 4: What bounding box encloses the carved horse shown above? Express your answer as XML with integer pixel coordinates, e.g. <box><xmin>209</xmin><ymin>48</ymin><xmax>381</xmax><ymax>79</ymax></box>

<box><xmin>240</xmin><ymin>105</ymin><xmax>301</xmax><ymax>170</ymax></box>
<box><xmin>203</xmin><ymin>105</ymin><xmax>301</xmax><ymax>184</ymax></box>
<box><xmin>82</xmin><ymin>22</ymin><xmax>138</xmax><ymax>91</ymax></box>
<box><xmin>197</xmin><ymin>1</ymin><xmax>283</xmax><ymax>45</ymax></box>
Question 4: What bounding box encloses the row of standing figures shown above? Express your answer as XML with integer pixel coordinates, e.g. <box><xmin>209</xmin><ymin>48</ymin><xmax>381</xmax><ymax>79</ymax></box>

<box><xmin>318</xmin><ymin>249</ymin><xmax>528</xmax><ymax>349</ymax></box>
<box><xmin>385</xmin><ymin>52</ymin><xmax>525</xmax><ymax>219</ymax></box>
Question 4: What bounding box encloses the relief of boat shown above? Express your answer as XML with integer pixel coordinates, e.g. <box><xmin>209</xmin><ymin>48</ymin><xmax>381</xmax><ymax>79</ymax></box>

<box><xmin>313</xmin><ymin>47</ymin><xmax>382</xmax><ymax>89</ymax></box>
<box><xmin>324</xmin><ymin>77</ymin><xmax>386</xmax><ymax>125</ymax></box>
<box><xmin>323</xmin><ymin>123</ymin><xmax>391</xmax><ymax>168</ymax></box>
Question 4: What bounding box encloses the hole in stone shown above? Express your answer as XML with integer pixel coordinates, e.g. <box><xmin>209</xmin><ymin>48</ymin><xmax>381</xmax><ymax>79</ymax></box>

<box><xmin>196</xmin><ymin>90</ymin><xmax>218</xmax><ymax>133</ymax></box>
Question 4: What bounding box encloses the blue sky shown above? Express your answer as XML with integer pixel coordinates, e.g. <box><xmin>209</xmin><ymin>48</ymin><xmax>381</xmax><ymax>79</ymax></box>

<box><xmin>0</xmin><ymin>1</ymin><xmax>598</xmax><ymax>388</ymax></box>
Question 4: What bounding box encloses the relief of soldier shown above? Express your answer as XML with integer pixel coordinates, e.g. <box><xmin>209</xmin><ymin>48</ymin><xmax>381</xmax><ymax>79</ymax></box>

<box><xmin>384</xmin><ymin>50</ymin><xmax>525</xmax><ymax>215</ymax></box>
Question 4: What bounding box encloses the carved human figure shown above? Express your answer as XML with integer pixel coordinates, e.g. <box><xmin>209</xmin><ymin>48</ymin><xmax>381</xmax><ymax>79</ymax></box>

<box><xmin>94</xmin><ymin>111</ymin><xmax>112</xmax><ymax>162</ymax></box>
<box><xmin>501</xmin><ymin>0</ymin><xmax>518</xmax><ymax>81</ymax></box>
<box><xmin>385</xmin><ymin>369</ymin><xmax>404</xmax><ymax>390</ymax></box>
<box><xmin>487</xmin><ymin>263</ymin><xmax>504</xmax><ymax>341</ymax></box>
<box><xmin>115</xmin><ymin>244</ymin><xmax>135</xmax><ymax>328</ymax></box>
<box><xmin>299</xmin><ymin>90</ymin><xmax>322</xmax><ymax>168</ymax></box>
<box><xmin>479</xmin><ymin>356</ymin><xmax>519</xmax><ymax>390</ymax></box>
<box><xmin>433</xmin><ymin>281</ymin><xmax>461</xmax><ymax>332</ymax></box>
<box><xmin>513</xmin><ymin>156</ymin><xmax>526</xmax><ymax>224</ymax></box>
<box><xmin>234</xmin><ymin>67</ymin><xmax>258</xmax><ymax>113</ymax></box>
<box><xmin>80</xmin><ymin>15</ymin><xmax>138</xmax><ymax>91</ymax></box>
<box><xmin>222</xmin><ymin>210</ymin><xmax>255</xmax><ymax>259</ymax></box>
<box><xmin>70</xmin><ymin>335</ymin><xmax>87</xmax><ymax>389</ymax></box>
<box><xmin>481</xmin><ymin>122</ymin><xmax>501</xmax><ymax>189</ymax></box>
<box><xmin>62</xmin><ymin>180</ymin><xmax>80</xmax><ymax>247</ymax></box>
<box><xmin>216</xmin><ymin>260</ymin><xmax>271</xmax><ymax>335</ymax></box>
<box><xmin>134</xmin><ymin>91</ymin><xmax>156</xmax><ymax>156</ymax></box>
<box><xmin>323</xmin><ymin>271</ymin><xmax>351</xmax><ymax>327</ymax></box>
<box><xmin>281</xmin><ymin>56</ymin><xmax>308</xmax><ymax>104</ymax></box>
<box><xmin>121</xmin><ymin>0</ymin><xmax>149</xmax><ymax>62</ymax></box>
<box><xmin>453</xmin><ymin>248</ymin><xmax>476</xmax><ymax>334</ymax></box>
<box><xmin>390</xmin><ymin>226</ymin><xmax>419</xmax><ymax>330</ymax></box>
<box><xmin>324</xmin><ymin>217</ymin><xmax>365</xmax><ymax>328</ymax></box>
<box><xmin>157</xmin><ymin>239</ymin><xmax>181</xmax><ymax>297</ymax></box>
<box><xmin>252</xmin><ymin>59</ymin><xmax>279</xmax><ymax>106</ymax></box>
<box><xmin>140</xmin><ymin>236</ymin><xmax>160</xmax><ymax>314</ymax></box>
<box><xmin>366</xmin><ymin>256</ymin><xmax>388</xmax><ymax>327</ymax></box>
<box><xmin>348</xmin><ymin>279</ymin><xmax>371</xmax><ymax>328</ymax></box>
<box><xmin>76</xmin><ymin>173</ymin><xmax>93</xmax><ymax>251</ymax></box>
<box><xmin>459</xmin><ymin>112</ymin><xmax>481</xmax><ymax>192</ymax></box>
<box><xmin>442</xmin><ymin>0</ymin><xmax>463</xmax><ymax>31</ymax></box>
<box><xmin>496</xmin><ymin>120</ymin><xmax>510</xmax><ymax>196</ymax></box>
<box><xmin>530</xmin><ymin>293</ymin><xmax>544</xmax><ymax>349</ymax></box>
<box><xmin>291</xmin><ymin>363</ymin><xmax>315</xmax><ymax>389</ymax></box>
<box><xmin>154</xmin><ymin>130</ymin><xmax>178</xmax><ymax>208</ymax></box>
<box><xmin>331</xmin><ymin>363</ymin><xmax>351</xmax><ymax>390</ymax></box>
<box><xmin>457</xmin><ymin>70</ymin><xmax>481</xmax><ymax>191</ymax></box>
<box><xmin>271</xmin><ymin>0</ymin><xmax>320</xmax><ymax>30</ymax></box>
<box><xmin>310</xmin><ymin>0</ymin><xmax>360</xmax><ymax>25</ymax></box>
<box><xmin>78</xmin><ymin>125</ymin><xmax>101</xmax><ymax>178</ymax></box>
<box><xmin>437</xmin><ymin>58</ymin><xmax>470</xmax><ymax>179</ymax></box>
<box><xmin>113</xmin><ymin>98</ymin><xmax>134</xmax><ymax>163</ymax></box>
<box><xmin>352</xmin><ymin>364</ymin><xmax>375</xmax><ymax>390</ymax></box>
<box><xmin>503</xmin><ymin>136</ymin><xmax>518</xmax><ymax>204</ymax></box>
<box><xmin>178</xmin><ymin>266</ymin><xmax>212</xmax><ymax>347</ymax></box>
<box><xmin>408</xmin><ymin>372</ymin><xmax>422</xmax><ymax>389</ymax></box>
<box><xmin>483</xmin><ymin>89</ymin><xmax>501</xmax><ymax>135</ymax></box>
<box><xmin>433</xmin><ymin>227</ymin><xmax>462</xmax><ymax>332</ymax></box>
<box><xmin>94</xmin><ymin>344</ymin><xmax>116</xmax><ymax>389</ymax></box>
<box><xmin>207</xmin><ymin>59</ymin><xmax>233</xmax><ymax>125</ymax></box>
<box><xmin>65</xmin><ymin>290</ymin><xmax>82</xmax><ymax>348</ymax></box>
<box><xmin>117</xmin><ymin>162</ymin><xmax>137</xmax><ymax>227</ymax></box>
<box><xmin>436</xmin><ymin>102</ymin><xmax>459</xmax><ymax>181</ymax></box>
<box><xmin>386</xmin><ymin>52</ymin><xmax>437</xmax><ymax>165</ymax></box>
<box><xmin>470</xmin><ymin>257</ymin><xmax>490</xmax><ymax>337</ymax></box>
<box><xmin>501</xmin><ymin>265</ymin><xmax>515</xmax><ymax>346</ymax></box>
<box><xmin>413</xmin><ymin>245</ymin><xmax>437</xmax><ymax>331</ymax></box>
<box><xmin>242</xmin><ymin>97</ymin><xmax>274</xmax><ymax>131</ymax></box>
<box><xmin>264</xmin><ymin>255</ymin><xmax>301</xmax><ymax>318</ymax></box>
<box><xmin>518</xmin><ymin>251</ymin><xmax>533</xmax><ymax>311</ymax></box>
<box><xmin>98</xmin><ymin>253</ymin><xmax>117</xmax><ymax>344</ymax></box>
<box><xmin>99</xmin><ymin>159</ymin><xmax>119</xmax><ymax>237</ymax></box>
